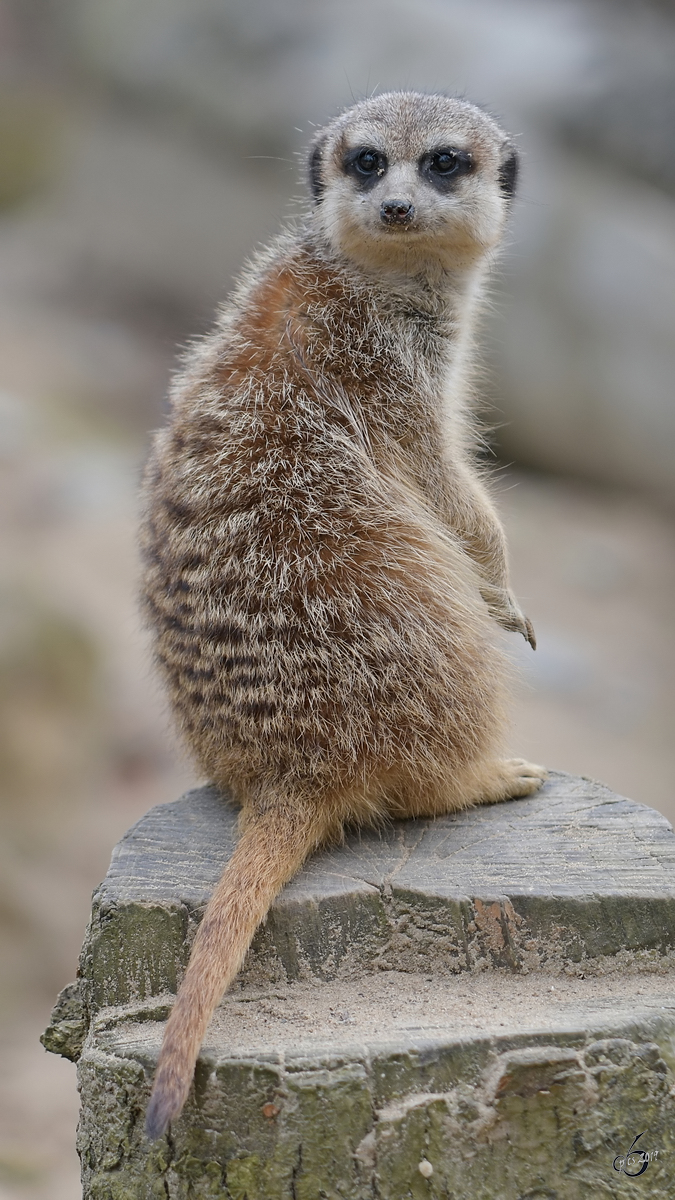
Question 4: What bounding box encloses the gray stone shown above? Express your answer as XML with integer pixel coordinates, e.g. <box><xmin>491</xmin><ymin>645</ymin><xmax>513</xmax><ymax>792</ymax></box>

<box><xmin>44</xmin><ymin>770</ymin><xmax>675</xmax><ymax>1197</ymax></box>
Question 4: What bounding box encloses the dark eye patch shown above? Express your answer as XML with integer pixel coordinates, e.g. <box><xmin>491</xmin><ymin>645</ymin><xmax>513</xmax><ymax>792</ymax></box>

<box><xmin>419</xmin><ymin>147</ymin><xmax>473</xmax><ymax>191</ymax></box>
<box><xmin>342</xmin><ymin>145</ymin><xmax>388</xmax><ymax>190</ymax></box>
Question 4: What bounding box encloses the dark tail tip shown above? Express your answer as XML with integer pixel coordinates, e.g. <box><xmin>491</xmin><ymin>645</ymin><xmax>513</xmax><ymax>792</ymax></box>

<box><xmin>145</xmin><ymin>1088</ymin><xmax>173</xmax><ymax>1141</ymax></box>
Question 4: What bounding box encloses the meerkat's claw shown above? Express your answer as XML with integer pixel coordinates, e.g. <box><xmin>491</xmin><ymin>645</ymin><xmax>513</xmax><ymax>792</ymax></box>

<box><xmin>523</xmin><ymin>615</ymin><xmax>536</xmax><ymax>651</ymax></box>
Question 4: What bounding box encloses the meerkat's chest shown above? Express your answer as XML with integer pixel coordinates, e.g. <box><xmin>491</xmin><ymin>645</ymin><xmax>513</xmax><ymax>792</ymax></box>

<box><xmin>302</xmin><ymin>298</ymin><xmax>449</xmax><ymax>426</ymax></box>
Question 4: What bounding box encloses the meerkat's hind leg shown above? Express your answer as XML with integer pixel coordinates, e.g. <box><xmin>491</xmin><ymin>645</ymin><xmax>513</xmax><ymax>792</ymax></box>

<box><xmin>383</xmin><ymin>757</ymin><xmax>546</xmax><ymax>821</ymax></box>
<box><xmin>471</xmin><ymin>757</ymin><xmax>548</xmax><ymax>805</ymax></box>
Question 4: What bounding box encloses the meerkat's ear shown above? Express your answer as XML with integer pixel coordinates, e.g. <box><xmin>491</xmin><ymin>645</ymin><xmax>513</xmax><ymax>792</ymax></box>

<box><xmin>498</xmin><ymin>145</ymin><xmax>519</xmax><ymax>199</ymax></box>
<box><xmin>308</xmin><ymin>132</ymin><xmax>329</xmax><ymax>203</ymax></box>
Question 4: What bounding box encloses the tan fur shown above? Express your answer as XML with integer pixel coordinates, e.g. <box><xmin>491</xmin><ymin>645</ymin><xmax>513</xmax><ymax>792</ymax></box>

<box><xmin>141</xmin><ymin>91</ymin><xmax>545</xmax><ymax>1139</ymax></box>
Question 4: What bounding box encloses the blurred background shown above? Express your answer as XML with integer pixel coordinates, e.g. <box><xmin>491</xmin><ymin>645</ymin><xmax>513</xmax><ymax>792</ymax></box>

<box><xmin>0</xmin><ymin>0</ymin><xmax>674</xmax><ymax>1195</ymax></box>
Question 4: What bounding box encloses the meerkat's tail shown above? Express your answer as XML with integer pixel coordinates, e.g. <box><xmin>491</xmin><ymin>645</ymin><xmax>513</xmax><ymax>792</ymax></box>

<box><xmin>145</xmin><ymin>802</ymin><xmax>335</xmax><ymax>1140</ymax></box>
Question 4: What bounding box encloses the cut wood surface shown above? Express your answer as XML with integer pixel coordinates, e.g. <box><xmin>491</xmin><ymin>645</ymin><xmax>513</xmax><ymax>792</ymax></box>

<box><xmin>77</xmin><ymin>770</ymin><xmax>675</xmax><ymax>1016</ymax></box>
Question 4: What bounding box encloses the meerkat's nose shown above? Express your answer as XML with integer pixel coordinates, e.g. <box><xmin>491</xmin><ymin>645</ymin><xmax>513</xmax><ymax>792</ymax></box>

<box><xmin>380</xmin><ymin>199</ymin><xmax>415</xmax><ymax>226</ymax></box>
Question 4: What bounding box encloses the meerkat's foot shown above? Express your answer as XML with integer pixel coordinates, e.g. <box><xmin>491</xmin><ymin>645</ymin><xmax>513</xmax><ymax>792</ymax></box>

<box><xmin>476</xmin><ymin>758</ymin><xmax>548</xmax><ymax>804</ymax></box>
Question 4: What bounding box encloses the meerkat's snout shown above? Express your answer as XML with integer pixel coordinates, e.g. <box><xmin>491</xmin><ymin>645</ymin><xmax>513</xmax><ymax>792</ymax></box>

<box><xmin>380</xmin><ymin>198</ymin><xmax>416</xmax><ymax>227</ymax></box>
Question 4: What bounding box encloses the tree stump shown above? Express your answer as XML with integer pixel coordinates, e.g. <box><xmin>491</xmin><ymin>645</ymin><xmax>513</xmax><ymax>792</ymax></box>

<box><xmin>43</xmin><ymin>771</ymin><xmax>675</xmax><ymax>1198</ymax></box>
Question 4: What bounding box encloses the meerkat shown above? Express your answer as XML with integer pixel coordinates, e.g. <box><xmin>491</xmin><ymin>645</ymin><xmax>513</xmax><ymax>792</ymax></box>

<box><xmin>141</xmin><ymin>90</ymin><xmax>546</xmax><ymax>1140</ymax></box>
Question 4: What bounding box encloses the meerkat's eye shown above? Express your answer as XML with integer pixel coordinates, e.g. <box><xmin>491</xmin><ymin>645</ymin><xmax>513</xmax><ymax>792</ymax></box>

<box><xmin>432</xmin><ymin>151</ymin><xmax>460</xmax><ymax>174</ymax></box>
<box><xmin>420</xmin><ymin>147</ymin><xmax>473</xmax><ymax>190</ymax></box>
<box><xmin>355</xmin><ymin>148</ymin><xmax>383</xmax><ymax>174</ymax></box>
<box><xmin>343</xmin><ymin>146</ymin><xmax>388</xmax><ymax>188</ymax></box>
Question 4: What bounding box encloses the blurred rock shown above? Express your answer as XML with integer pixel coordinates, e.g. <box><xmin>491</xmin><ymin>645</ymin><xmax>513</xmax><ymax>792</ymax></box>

<box><xmin>558</xmin><ymin>1</ymin><xmax>675</xmax><ymax>197</ymax></box>
<box><xmin>490</xmin><ymin>150</ymin><xmax>675</xmax><ymax>498</ymax></box>
<box><xmin>69</xmin><ymin>0</ymin><xmax>587</xmax><ymax>155</ymax></box>
<box><xmin>0</xmin><ymin>88</ymin><xmax>62</xmax><ymax>209</ymax></box>
<box><xmin>562</xmin><ymin>73</ymin><xmax>675</xmax><ymax>197</ymax></box>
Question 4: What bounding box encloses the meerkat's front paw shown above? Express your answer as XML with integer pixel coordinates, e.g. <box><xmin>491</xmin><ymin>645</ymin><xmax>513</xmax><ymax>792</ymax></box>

<box><xmin>482</xmin><ymin>587</ymin><xmax>536</xmax><ymax>649</ymax></box>
<box><xmin>499</xmin><ymin>606</ymin><xmax>536</xmax><ymax>650</ymax></box>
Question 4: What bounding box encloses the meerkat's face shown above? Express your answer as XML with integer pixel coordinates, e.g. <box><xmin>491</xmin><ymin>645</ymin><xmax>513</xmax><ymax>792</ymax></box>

<box><xmin>308</xmin><ymin>92</ymin><xmax>518</xmax><ymax>276</ymax></box>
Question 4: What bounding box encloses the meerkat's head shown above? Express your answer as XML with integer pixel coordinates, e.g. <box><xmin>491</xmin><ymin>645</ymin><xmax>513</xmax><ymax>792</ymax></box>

<box><xmin>307</xmin><ymin>92</ymin><xmax>518</xmax><ymax>277</ymax></box>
